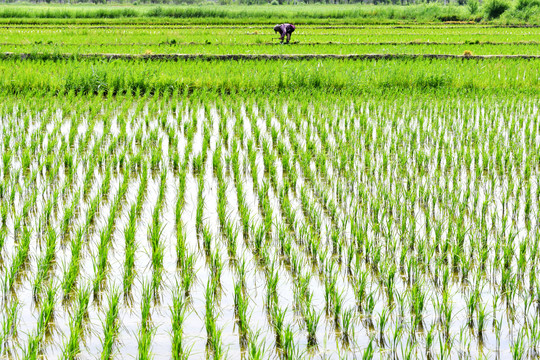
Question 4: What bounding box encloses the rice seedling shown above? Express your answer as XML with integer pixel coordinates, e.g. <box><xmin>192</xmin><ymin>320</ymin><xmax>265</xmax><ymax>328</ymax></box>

<box><xmin>234</xmin><ymin>280</ymin><xmax>250</xmax><ymax>348</ymax></box>
<box><xmin>123</xmin><ymin>205</ymin><xmax>137</xmax><ymax>297</ymax></box>
<box><xmin>100</xmin><ymin>289</ymin><xmax>121</xmax><ymax>360</ymax></box>
<box><xmin>304</xmin><ymin>306</ymin><xmax>320</xmax><ymax>347</ymax></box>
<box><xmin>6</xmin><ymin>228</ymin><xmax>31</xmax><ymax>294</ymax></box>
<box><xmin>171</xmin><ymin>285</ymin><xmax>189</xmax><ymax>360</ymax></box>
<box><xmin>247</xmin><ymin>332</ymin><xmax>266</xmax><ymax>360</ymax></box>
<box><xmin>148</xmin><ymin>217</ymin><xmax>165</xmax><ymax>296</ymax></box>
<box><xmin>62</xmin><ymin>285</ymin><xmax>91</xmax><ymax>360</ymax></box>
<box><xmin>205</xmin><ymin>279</ymin><xmax>223</xmax><ymax>359</ymax></box>
<box><xmin>0</xmin><ymin>299</ymin><xmax>19</xmax><ymax>355</ymax></box>
<box><xmin>138</xmin><ymin>282</ymin><xmax>155</xmax><ymax>360</ymax></box>
<box><xmin>32</xmin><ymin>227</ymin><xmax>56</xmax><ymax>300</ymax></box>
<box><xmin>23</xmin><ymin>283</ymin><xmax>56</xmax><ymax>359</ymax></box>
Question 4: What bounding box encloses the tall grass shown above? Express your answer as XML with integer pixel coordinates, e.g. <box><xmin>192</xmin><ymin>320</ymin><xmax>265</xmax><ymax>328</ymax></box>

<box><xmin>0</xmin><ymin>57</ymin><xmax>538</xmax><ymax>97</ymax></box>
<box><xmin>0</xmin><ymin>4</ymin><xmax>480</xmax><ymax>24</ymax></box>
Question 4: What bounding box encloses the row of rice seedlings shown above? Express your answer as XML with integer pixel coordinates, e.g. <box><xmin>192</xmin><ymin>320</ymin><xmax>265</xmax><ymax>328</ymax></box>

<box><xmin>137</xmin><ymin>282</ymin><xmax>155</xmax><ymax>360</ymax></box>
<box><xmin>32</xmin><ymin>227</ymin><xmax>57</xmax><ymax>301</ymax></box>
<box><xmin>171</xmin><ymin>285</ymin><xmax>189</xmax><ymax>360</ymax></box>
<box><xmin>4</xmin><ymin>228</ymin><xmax>31</xmax><ymax>295</ymax></box>
<box><xmin>0</xmin><ymin>299</ymin><xmax>19</xmax><ymax>357</ymax></box>
<box><xmin>92</xmin><ymin>177</ymin><xmax>129</xmax><ymax>298</ymax></box>
<box><xmin>23</xmin><ymin>283</ymin><xmax>56</xmax><ymax>359</ymax></box>
<box><xmin>62</xmin><ymin>285</ymin><xmax>91</xmax><ymax>359</ymax></box>
<box><xmin>100</xmin><ymin>289</ymin><xmax>121</xmax><ymax>360</ymax></box>
<box><xmin>149</xmin><ymin>169</ymin><xmax>167</xmax><ymax>296</ymax></box>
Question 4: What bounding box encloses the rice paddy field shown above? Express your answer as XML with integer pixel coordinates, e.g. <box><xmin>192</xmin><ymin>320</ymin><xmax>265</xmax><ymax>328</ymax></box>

<box><xmin>1</xmin><ymin>4</ymin><xmax>540</xmax><ymax>360</ymax></box>
<box><xmin>2</xmin><ymin>23</ymin><xmax>540</xmax><ymax>55</ymax></box>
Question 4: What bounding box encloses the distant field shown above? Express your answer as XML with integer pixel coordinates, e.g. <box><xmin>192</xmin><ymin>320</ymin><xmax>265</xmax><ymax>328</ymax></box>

<box><xmin>1</xmin><ymin>23</ymin><xmax>540</xmax><ymax>55</ymax></box>
<box><xmin>0</xmin><ymin>4</ymin><xmax>475</xmax><ymax>24</ymax></box>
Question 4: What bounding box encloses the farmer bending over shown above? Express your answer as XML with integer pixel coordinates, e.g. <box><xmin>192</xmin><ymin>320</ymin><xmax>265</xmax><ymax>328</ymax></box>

<box><xmin>274</xmin><ymin>23</ymin><xmax>295</xmax><ymax>44</ymax></box>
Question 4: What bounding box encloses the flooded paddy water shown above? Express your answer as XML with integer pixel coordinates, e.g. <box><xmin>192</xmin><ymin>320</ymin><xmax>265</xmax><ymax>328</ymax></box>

<box><xmin>0</xmin><ymin>94</ymin><xmax>539</xmax><ymax>359</ymax></box>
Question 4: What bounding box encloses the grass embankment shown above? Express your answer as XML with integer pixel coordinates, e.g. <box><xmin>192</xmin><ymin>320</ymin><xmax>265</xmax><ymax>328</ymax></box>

<box><xmin>2</xmin><ymin>43</ymin><xmax>540</xmax><ymax>55</ymax></box>
<box><xmin>0</xmin><ymin>57</ymin><xmax>538</xmax><ymax>95</ymax></box>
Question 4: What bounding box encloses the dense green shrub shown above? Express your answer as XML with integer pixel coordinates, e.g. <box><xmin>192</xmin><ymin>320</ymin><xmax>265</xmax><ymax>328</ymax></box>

<box><xmin>483</xmin><ymin>0</ymin><xmax>510</xmax><ymax>18</ymax></box>
<box><xmin>516</xmin><ymin>0</ymin><xmax>540</xmax><ymax>11</ymax></box>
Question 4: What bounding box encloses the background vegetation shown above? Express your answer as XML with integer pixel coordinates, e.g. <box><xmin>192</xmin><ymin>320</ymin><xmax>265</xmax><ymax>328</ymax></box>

<box><xmin>0</xmin><ymin>3</ymin><xmax>538</xmax><ymax>23</ymax></box>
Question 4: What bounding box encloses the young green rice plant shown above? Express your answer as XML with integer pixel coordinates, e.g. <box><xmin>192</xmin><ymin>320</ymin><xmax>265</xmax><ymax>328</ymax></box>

<box><xmin>282</xmin><ymin>325</ymin><xmax>299</xmax><ymax>360</ymax></box>
<box><xmin>511</xmin><ymin>331</ymin><xmax>526</xmax><ymax>360</ymax></box>
<box><xmin>137</xmin><ymin>323</ymin><xmax>156</xmax><ymax>360</ymax></box>
<box><xmin>171</xmin><ymin>285</ymin><xmax>190</xmax><ymax>360</ymax></box>
<box><xmin>466</xmin><ymin>288</ymin><xmax>479</xmax><ymax>328</ymax></box>
<box><xmin>148</xmin><ymin>219</ymin><xmax>165</xmax><ymax>296</ymax></box>
<box><xmin>176</xmin><ymin>169</ymin><xmax>187</xmax><ymax>223</ymax></box>
<box><xmin>123</xmin><ymin>204</ymin><xmax>137</xmax><ymax>297</ymax></box>
<box><xmin>60</xmin><ymin>191</ymin><xmax>79</xmax><ymax>240</ymax></box>
<box><xmin>195</xmin><ymin>180</ymin><xmax>204</xmax><ymax>234</ymax></box>
<box><xmin>224</xmin><ymin>220</ymin><xmax>238</xmax><ymax>260</ymax></box>
<box><xmin>252</xmin><ymin>224</ymin><xmax>266</xmax><ymax>258</ymax></box>
<box><xmin>85</xmin><ymin>192</ymin><xmax>102</xmax><ymax>231</ymax></box>
<box><xmin>354</xmin><ymin>270</ymin><xmax>369</xmax><ymax>312</ymax></box>
<box><xmin>304</xmin><ymin>306</ymin><xmax>320</xmax><ymax>347</ymax></box>
<box><xmin>135</xmin><ymin>163</ymin><xmax>149</xmax><ymax>216</ymax></box>
<box><xmin>377</xmin><ymin>307</ymin><xmax>389</xmax><ymax>346</ymax></box>
<box><xmin>411</xmin><ymin>282</ymin><xmax>425</xmax><ymax>330</ymax></box>
<box><xmin>32</xmin><ymin>227</ymin><xmax>56</xmax><ymax>300</ymax></box>
<box><xmin>210</xmin><ymin>248</ymin><xmax>223</xmax><ymax>288</ymax></box>
<box><xmin>181</xmin><ymin>253</ymin><xmax>196</xmax><ymax>298</ymax></box>
<box><xmin>0</xmin><ymin>203</ymin><xmax>8</xmax><ymax>228</ymax></box>
<box><xmin>24</xmin><ymin>283</ymin><xmax>56</xmax><ymax>359</ymax></box>
<box><xmin>82</xmin><ymin>157</ymin><xmax>95</xmax><ymax>199</ymax></box>
<box><xmin>139</xmin><ymin>281</ymin><xmax>152</xmax><ymax>327</ymax></box>
<box><xmin>93</xmin><ymin>229</ymin><xmax>111</xmax><ymax>295</ymax></box>
<box><xmin>265</xmin><ymin>264</ymin><xmax>279</xmax><ymax>309</ymax></box>
<box><xmin>332</xmin><ymin>289</ymin><xmax>344</xmax><ymax>328</ymax></box>
<box><xmin>269</xmin><ymin>303</ymin><xmax>286</xmax><ymax>350</ymax></box>
<box><xmin>234</xmin><ymin>280</ymin><xmax>249</xmax><ymax>348</ymax></box>
<box><xmin>477</xmin><ymin>303</ymin><xmax>487</xmax><ymax>341</ymax></box>
<box><xmin>205</xmin><ymin>279</ymin><xmax>223</xmax><ymax>358</ymax></box>
<box><xmin>365</xmin><ymin>292</ymin><xmax>376</xmax><ymax>318</ymax></box>
<box><xmin>62</xmin><ymin>285</ymin><xmax>91</xmax><ymax>360</ymax></box>
<box><xmin>176</xmin><ymin>222</ymin><xmax>187</xmax><ymax>270</ymax></box>
<box><xmin>202</xmin><ymin>225</ymin><xmax>212</xmax><ymax>260</ymax></box>
<box><xmin>62</xmin><ymin>227</ymin><xmax>84</xmax><ymax>300</ymax></box>
<box><xmin>6</xmin><ymin>228</ymin><xmax>31</xmax><ymax>294</ymax></box>
<box><xmin>0</xmin><ymin>299</ymin><xmax>18</xmax><ymax>355</ymax></box>
<box><xmin>101</xmin><ymin>288</ymin><xmax>121</xmax><ymax>360</ymax></box>
<box><xmin>440</xmin><ymin>292</ymin><xmax>453</xmax><ymax>340</ymax></box>
<box><xmin>341</xmin><ymin>307</ymin><xmax>354</xmax><ymax>347</ymax></box>
<box><xmin>100</xmin><ymin>164</ymin><xmax>112</xmax><ymax>200</ymax></box>
<box><xmin>192</xmin><ymin>153</ymin><xmax>204</xmax><ymax>177</ymax></box>
<box><xmin>247</xmin><ymin>331</ymin><xmax>266</xmax><ymax>360</ymax></box>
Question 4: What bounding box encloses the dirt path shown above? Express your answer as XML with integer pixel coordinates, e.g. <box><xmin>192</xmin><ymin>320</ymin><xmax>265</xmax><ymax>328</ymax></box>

<box><xmin>3</xmin><ymin>52</ymin><xmax>540</xmax><ymax>61</ymax></box>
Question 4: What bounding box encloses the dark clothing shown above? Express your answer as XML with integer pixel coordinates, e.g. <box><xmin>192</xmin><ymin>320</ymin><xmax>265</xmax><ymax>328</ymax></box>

<box><xmin>274</xmin><ymin>23</ymin><xmax>295</xmax><ymax>43</ymax></box>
